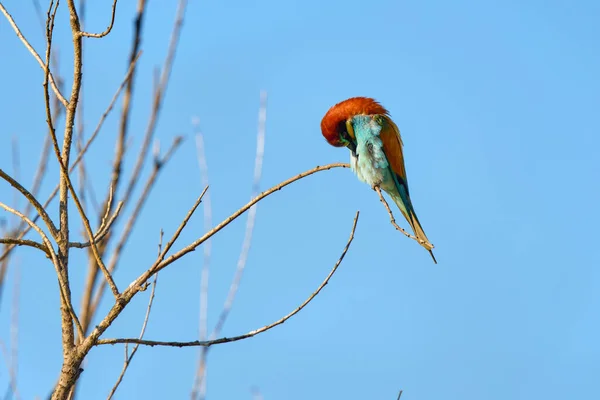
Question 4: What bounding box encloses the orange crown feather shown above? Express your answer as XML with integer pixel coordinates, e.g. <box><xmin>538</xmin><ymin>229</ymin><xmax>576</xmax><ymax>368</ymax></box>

<box><xmin>321</xmin><ymin>97</ymin><xmax>389</xmax><ymax>147</ymax></box>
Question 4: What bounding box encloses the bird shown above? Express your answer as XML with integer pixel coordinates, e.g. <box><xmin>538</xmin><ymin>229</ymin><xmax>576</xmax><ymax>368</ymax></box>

<box><xmin>320</xmin><ymin>97</ymin><xmax>436</xmax><ymax>263</ymax></box>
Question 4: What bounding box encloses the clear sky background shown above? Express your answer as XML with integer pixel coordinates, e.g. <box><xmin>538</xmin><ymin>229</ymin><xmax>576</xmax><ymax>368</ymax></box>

<box><xmin>1</xmin><ymin>0</ymin><xmax>599</xmax><ymax>399</ymax></box>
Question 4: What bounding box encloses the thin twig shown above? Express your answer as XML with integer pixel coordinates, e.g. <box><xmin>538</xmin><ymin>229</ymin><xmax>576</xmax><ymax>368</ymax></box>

<box><xmin>88</xmin><ymin>137</ymin><xmax>184</xmax><ymax>316</ymax></box>
<box><xmin>0</xmin><ymin>169</ymin><xmax>59</xmax><ymax>239</ymax></box>
<box><xmin>75</xmin><ymin>0</ymin><xmax>88</xmax><ymax>224</ymax></box>
<box><xmin>41</xmin><ymin>0</ymin><xmax>80</xmax><ymax>365</ymax></box>
<box><xmin>373</xmin><ymin>186</ymin><xmax>437</xmax><ymax>263</ymax></box>
<box><xmin>397</xmin><ymin>390</ymin><xmax>403</xmax><ymax>400</ymax></box>
<box><xmin>56</xmin><ymin>165</ymin><xmax>121</xmax><ymax>297</ymax></box>
<box><xmin>373</xmin><ymin>187</ymin><xmax>417</xmax><ymax>240</ymax></box>
<box><xmin>98</xmin><ymin>211</ymin><xmax>360</xmax><ymax>348</ymax></box>
<box><xmin>79</xmin><ymin>0</ymin><xmax>118</xmax><ymax>38</ymax></box>
<box><xmin>0</xmin><ymin>238</ymin><xmax>50</xmax><ymax>256</ymax></box>
<box><xmin>102</xmin><ymin>164</ymin><xmax>349</xmax><ymax>318</ymax></box>
<box><xmin>32</xmin><ymin>0</ymin><xmax>62</xmax><ymax>75</ymax></box>
<box><xmin>74</xmin><ymin>51</ymin><xmax>143</xmax><ymax>184</ymax></box>
<box><xmin>0</xmin><ymin>11</ymin><xmax>140</xmax><ymax>269</ymax></box>
<box><xmin>77</xmin><ymin>162</ymin><xmax>350</xmax><ymax>385</ymax></box>
<box><xmin>89</xmin><ymin>187</ymin><xmax>119</xmax><ymax>242</ymax></box>
<box><xmin>0</xmin><ymin>205</ymin><xmax>51</xmax><ymax>256</ymax></box>
<box><xmin>106</xmin><ymin>0</ymin><xmax>147</xmax><ymax>213</ymax></box>
<box><xmin>118</xmin><ymin>0</ymin><xmax>186</xmax><ymax>213</ymax></box>
<box><xmin>79</xmin><ymin>0</ymin><xmax>180</xmax><ymax>337</ymax></box>
<box><xmin>51</xmin><ymin>1</ymin><xmax>90</xmax><ymax>378</ymax></box>
<box><xmin>106</xmin><ymin>232</ymin><xmax>161</xmax><ymax>399</ymax></box>
<box><xmin>0</xmin><ymin>132</ymin><xmax>52</xmax><ymax>295</ymax></box>
<box><xmin>68</xmin><ymin>201</ymin><xmax>124</xmax><ymax>249</ymax></box>
<box><xmin>0</xmin><ymin>50</ymin><xmax>142</xmax><ymax>266</ymax></box>
<box><xmin>0</xmin><ymin>135</ymin><xmax>53</xmax><ymax>264</ymax></box>
<box><xmin>26</xmin><ymin>135</ymin><xmax>53</xmax><ymax>225</ymax></box>
<box><xmin>160</xmin><ymin>186</ymin><xmax>209</xmax><ymax>262</ymax></box>
<box><xmin>149</xmin><ymin>163</ymin><xmax>349</xmax><ymax>277</ymax></box>
<box><xmin>0</xmin><ymin>202</ymin><xmax>84</xmax><ymax>341</ymax></box>
<box><xmin>46</xmin><ymin>50</ymin><xmax>142</xmax><ymax>225</ymax></box>
<box><xmin>0</xmin><ymin>2</ymin><xmax>67</xmax><ymax>106</ymax></box>
<box><xmin>41</xmin><ymin>0</ymin><xmax>120</xmax><ymax>299</ymax></box>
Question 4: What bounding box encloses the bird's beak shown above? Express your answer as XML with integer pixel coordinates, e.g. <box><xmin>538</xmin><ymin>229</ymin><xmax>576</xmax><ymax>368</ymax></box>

<box><xmin>346</xmin><ymin>140</ymin><xmax>357</xmax><ymax>157</ymax></box>
<box><xmin>344</xmin><ymin>119</ymin><xmax>357</xmax><ymax>156</ymax></box>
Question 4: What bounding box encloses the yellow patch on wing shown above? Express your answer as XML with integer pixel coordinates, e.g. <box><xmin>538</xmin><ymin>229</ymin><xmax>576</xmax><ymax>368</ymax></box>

<box><xmin>377</xmin><ymin>115</ymin><xmax>407</xmax><ymax>184</ymax></box>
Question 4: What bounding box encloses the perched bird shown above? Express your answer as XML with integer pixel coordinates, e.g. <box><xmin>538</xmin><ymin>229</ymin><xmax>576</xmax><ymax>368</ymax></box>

<box><xmin>321</xmin><ymin>97</ymin><xmax>436</xmax><ymax>263</ymax></box>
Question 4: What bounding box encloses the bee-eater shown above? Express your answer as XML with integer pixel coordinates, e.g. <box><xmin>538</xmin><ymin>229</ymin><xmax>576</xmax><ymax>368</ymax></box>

<box><xmin>321</xmin><ymin>97</ymin><xmax>436</xmax><ymax>263</ymax></box>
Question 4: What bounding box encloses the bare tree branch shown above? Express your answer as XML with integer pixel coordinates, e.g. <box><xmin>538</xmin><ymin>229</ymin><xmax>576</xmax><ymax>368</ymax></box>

<box><xmin>39</xmin><ymin>0</ymin><xmax>121</xmax><ymax>304</ymax></box>
<box><xmin>106</xmin><ymin>0</ymin><xmax>147</xmax><ymax>212</ymax></box>
<box><xmin>50</xmin><ymin>156</ymin><xmax>121</xmax><ymax>299</ymax></box>
<box><xmin>0</xmin><ymin>201</ymin><xmax>84</xmax><ymax>343</ymax></box>
<box><xmin>150</xmin><ymin>163</ymin><xmax>349</xmax><ymax>277</ymax></box>
<box><xmin>118</xmin><ymin>0</ymin><xmax>186</xmax><ymax>209</ymax></box>
<box><xmin>374</xmin><ymin>186</ymin><xmax>418</xmax><ymax>240</ymax></box>
<box><xmin>2</xmin><ymin>1</ymin><xmax>364</xmax><ymax>397</ymax></box>
<box><xmin>374</xmin><ymin>186</ymin><xmax>437</xmax><ymax>263</ymax></box>
<box><xmin>73</xmin><ymin>0</ymin><xmax>148</xmax><ymax>341</ymax></box>
<box><xmin>75</xmin><ymin>0</ymin><xmax>88</xmax><ymax>228</ymax></box>
<box><xmin>75</xmin><ymin>51</ymin><xmax>141</xmax><ymax>178</ymax></box>
<box><xmin>79</xmin><ymin>0</ymin><xmax>118</xmax><ymax>38</ymax></box>
<box><xmin>88</xmin><ymin>137</ymin><xmax>184</xmax><ymax>320</ymax></box>
<box><xmin>0</xmin><ymin>2</ymin><xmax>68</xmax><ymax>106</ymax></box>
<box><xmin>0</xmin><ymin>169</ymin><xmax>59</xmax><ymax>239</ymax></box>
<box><xmin>27</xmin><ymin>135</ymin><xmax>53</xmax><ymax>224</ymax></box>
<box><xmin>0</xmin><ymin>127</ymin><xmax>53</xmax><ymax>305</ymax></box>
<box><xmin>78</xmin><ymin>0</ymin><xmax>182</xmax><ymax>343</ymax></box>
<box><xmin>159</xmin><ymin>187</ymin><xmax>209</xmax><ymax>263</ymax></box>
<box><xmin>0</xmin><ymin>50</ymin><xmax>138</xmax><ymax>266</ymax></box>
<box><xmin>106</xmin><ymin>231</ymin><xmax>161</xmax><ymax>400</ymax></box>
<box><xmin>0</xmin><ymin>237</ymin><xmax>50</xmax><ymax>256</ymax></box>
<box><xmin>0</xmin><ymin>204</ymin><xmax>52</xmax><ymax>256</ymax></box>
<box><xmin>38</xmin><ymin>0</ymin><xmax>83</xmax><ymax>372</ymax></box>
<box><xmin>67</xmin><ymin>202</ymin><xmax>123</xmax><ymax>249</ymax></box>
<box><xmin>73</xmin><ymin>163</ymin><xmax>350</xmax><ymax>379</ymax></box>
<box><xmin>97</xmin><ymin>211</ymin><xmax>359</xmax><ymax>348</ymax></box>
<box><xmin>68</xmin><ymin>187</ymin><xmax>124</xmax><ymax>249</ymax></box>
<box><xmin>50</xmin><ymin>1</ymin><xmax>98</xmax><ymax>394</ymax></box>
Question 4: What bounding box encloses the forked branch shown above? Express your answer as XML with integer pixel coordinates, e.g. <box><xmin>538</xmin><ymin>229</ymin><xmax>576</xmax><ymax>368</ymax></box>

<box><xmin>97</xmin><ymin>211</ymin><xmax>360</xmax><ymax>348</ymax></box>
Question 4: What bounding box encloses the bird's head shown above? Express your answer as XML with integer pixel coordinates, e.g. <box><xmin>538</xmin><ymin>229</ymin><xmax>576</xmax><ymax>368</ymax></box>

<box><xmin>320</xmin><ymin>97</ymin><xmax>389</xmax><ymax>154</ymax></box>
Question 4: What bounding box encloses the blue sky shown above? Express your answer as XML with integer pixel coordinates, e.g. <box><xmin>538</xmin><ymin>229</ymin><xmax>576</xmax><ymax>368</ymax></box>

<box><xmin>1</xmin><ymin>0</ymin><xmax>599</xmax><ymax>399</ymax></box>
